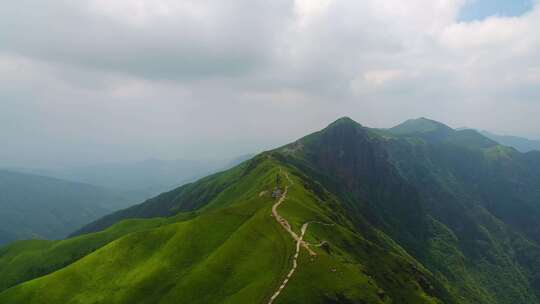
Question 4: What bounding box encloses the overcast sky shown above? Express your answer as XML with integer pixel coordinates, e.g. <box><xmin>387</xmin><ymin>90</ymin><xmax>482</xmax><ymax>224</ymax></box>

<box><xmin>1</xmin><ymin>0</ymin><xmax>539</xmax><ymax>168</ymax></box>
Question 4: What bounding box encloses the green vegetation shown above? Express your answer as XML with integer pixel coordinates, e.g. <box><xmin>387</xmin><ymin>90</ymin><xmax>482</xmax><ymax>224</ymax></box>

<box><xmin>1</xmin><ymin>117</ymin><xmax>540</xmax><ymax>303</ymax></box>
<box><xmin>0</xmin><ymin>215</ymin><xmax>188</xmax><ymax>292</ymax></box>
<box><xmin>0</xmin><ymin>156</ymin><xmax>447</xmax><ymax>303</ymax></box>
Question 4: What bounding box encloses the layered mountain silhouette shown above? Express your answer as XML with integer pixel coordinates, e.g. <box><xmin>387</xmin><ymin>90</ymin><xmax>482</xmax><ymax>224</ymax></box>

<box><xmin>5</xmin><ymin>155</ymin><xmax>254</xmax><ymax>202</ymax></box>
<box><xmin>0</xmin><ymin>170</ymin><xmax>132</xmax><ymax>245</ymax></box>
<box><xmin>1</xmin><ymin>117</ymin><xmax>540</xmax><ymax>304</ymax></box>
<box><xmin>479</xmin><ymin>130</ymin><xmax>540</xmax><ymax>153</ymax></box>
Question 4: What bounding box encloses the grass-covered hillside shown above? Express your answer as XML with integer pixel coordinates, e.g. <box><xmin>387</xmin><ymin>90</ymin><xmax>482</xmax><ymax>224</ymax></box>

<box><xmin>0</xmin><ymin>155</ymin><xmax>447</xmax><ymax>303</ymax></box>
<box><xmin>1</xmin><ymin>117</ymin><xmax>540</xmax><ymax>303</ymax></box>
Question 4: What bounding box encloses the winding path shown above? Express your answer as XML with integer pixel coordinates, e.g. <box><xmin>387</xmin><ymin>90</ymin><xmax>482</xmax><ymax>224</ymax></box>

<box><xmin>267</xmin><ymin>171</ymin><xmax>316</xmax><ymax>304</ymax></box>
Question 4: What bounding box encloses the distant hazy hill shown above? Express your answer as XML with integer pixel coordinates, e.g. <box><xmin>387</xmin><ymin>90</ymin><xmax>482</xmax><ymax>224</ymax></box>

<box><xmin>479</xmin><ymin>130</ymin><xmax>540</xmax><ymax>152</ymax></box>
<box><xmin>8</xmin><ymin>155</ymin><xmax>254</xmax><ymax>201</ymax></box>
<box><xmin>0</xmin><ymin>230</ymin><xmax>17</xmax><ymax>246</ymax></box>
<box><xmin>0</xmin><ymin>170</ymin><xmax>131</xmax><ymax>245</ymax></box>
<box><xmin>3</xmin><ymin>118</ymin><xmax>540</xmax><ymax>304</ymax></box>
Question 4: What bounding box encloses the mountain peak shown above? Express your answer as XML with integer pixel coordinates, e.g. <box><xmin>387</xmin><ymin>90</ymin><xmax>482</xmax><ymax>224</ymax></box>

<box><xmin>326</xmin><ymin>116</ymin><xmax>362</xmax><ymax>129</ymax></box>
<box><xmin>389</xmin><ymin>117</ymin><xmax>453</xmax><ymax>135</ymax></box>
<box><xmin>389</xmin><ymin>118</ymin><xmax>502</xmax><ymax>149</ymax></box>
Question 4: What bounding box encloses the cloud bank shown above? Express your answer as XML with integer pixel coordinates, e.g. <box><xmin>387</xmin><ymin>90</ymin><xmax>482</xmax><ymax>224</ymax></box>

<box><xmin>1</xmin><ymin>0</ymin><xmax>539</xmax><ymax>167</ymax></box>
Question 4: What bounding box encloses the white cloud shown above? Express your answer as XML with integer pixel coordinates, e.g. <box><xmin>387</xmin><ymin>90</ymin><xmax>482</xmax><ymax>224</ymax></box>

<box><xmin>363</xmin><ymin>70</ymin><xmax>403</xmax><ymax>86</ymax></box>
<box><xmin>294</xmin><ymin>0</ymin><xmax>332</xmax><ymax>26</ymax></box>
<box><xmin>0</xmin><ymin>0</ymin><xmax>539</xmax><ymax>167</ymax></box>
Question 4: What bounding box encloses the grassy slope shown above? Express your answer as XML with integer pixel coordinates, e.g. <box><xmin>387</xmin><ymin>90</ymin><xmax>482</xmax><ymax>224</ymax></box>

<box><xmin>0</xmin><ymin>156</ymin><xmax>446</xmax><ymax>304</ymax></box>
<box><xmin>72</xmin><ymin>162</ymin><xmax>250</xmax><ymax>236</ymax></box>
<box><xmin>0</xmin><ymin>214</ymin><xmax>197</xmax><ymax>292</ymax></box>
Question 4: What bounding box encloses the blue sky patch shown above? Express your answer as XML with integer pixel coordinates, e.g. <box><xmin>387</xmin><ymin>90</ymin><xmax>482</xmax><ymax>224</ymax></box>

<box><xmin>458</xmin><ymin>0</ymin><xmax>534</xmax><ymax>22</ymax></box>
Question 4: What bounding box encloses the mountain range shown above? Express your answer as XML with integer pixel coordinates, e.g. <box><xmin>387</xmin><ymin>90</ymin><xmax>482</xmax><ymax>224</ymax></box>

<box><xmin>1</xmin><ymin>117</ymin><xmax>540</xmax><ymax>304</ymax></box>
<box><xmin>5</xmin><ymin>155</ymin><xmax>253</xmax><ymax>201</ymax></box>
<box><xmin>0</xmin><ymin>156</ymin><xmax>253</xmax><ymax>246</ymax></box>
<box><xmin>479</xmin><ymin>130</ymin><xmax>540</xmax><ymax>153</ymax></box>
<box><xmin>0</xmin><ymin>170</ymin><xmax>131</xmax><ymax>245</ymax></box>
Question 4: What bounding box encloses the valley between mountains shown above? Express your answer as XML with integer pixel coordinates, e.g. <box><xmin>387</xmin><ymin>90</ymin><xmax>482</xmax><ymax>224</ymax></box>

<box><xmin>1</xmin><ymin>117</ymin><xmax>540</xmax><ymax>304</ymax></box>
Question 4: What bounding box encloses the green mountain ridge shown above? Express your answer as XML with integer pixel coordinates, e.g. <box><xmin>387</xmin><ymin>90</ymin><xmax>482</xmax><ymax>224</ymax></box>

<box><xmin>389</xmin><ymin>118</ymin><xmax>499</xmax><ymax>149</ymax></box>
<box><xmin>1</xmin><ymin>117</ymin><xmax>540</xmax><ymax>304</ymax></box>
<box><xmin>389</xmin><ymin>117</ymin><xmax>453</xmax><ymax>135</ymax></box>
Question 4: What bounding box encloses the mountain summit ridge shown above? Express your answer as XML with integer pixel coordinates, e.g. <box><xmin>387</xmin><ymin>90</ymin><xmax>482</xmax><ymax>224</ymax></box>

<box><xmin>389</xmin><ymin>117</ymin><xmax>453</xmax><ymax>135</ymax></box>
